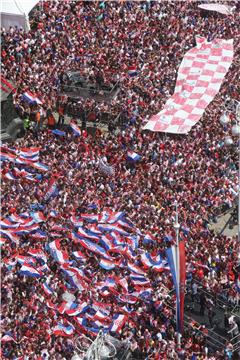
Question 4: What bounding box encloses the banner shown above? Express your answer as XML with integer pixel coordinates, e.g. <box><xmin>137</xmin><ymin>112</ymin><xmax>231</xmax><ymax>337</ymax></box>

<box><xmin>198</xmin><ymin>3</ymin><xmax>233</xmax><ymax>15</ymax></box>
<box><xmin>143</xmin><ymin>37</ymin><xmax>233</xmax><ymax>134</ymax></box>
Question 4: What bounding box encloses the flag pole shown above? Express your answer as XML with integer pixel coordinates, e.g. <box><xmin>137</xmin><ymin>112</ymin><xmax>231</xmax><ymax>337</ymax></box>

<box><xmin>174</xmin><ymin>200</ymin><xmax>181</xmax><ymax>347</ymax></box>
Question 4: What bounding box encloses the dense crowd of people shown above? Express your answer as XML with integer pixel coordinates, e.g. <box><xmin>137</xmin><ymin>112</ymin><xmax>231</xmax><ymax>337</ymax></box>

<box><xmin>1</xmin><ymin>1</ymin><xmax>240</xmax><ymax>359</ymax></box>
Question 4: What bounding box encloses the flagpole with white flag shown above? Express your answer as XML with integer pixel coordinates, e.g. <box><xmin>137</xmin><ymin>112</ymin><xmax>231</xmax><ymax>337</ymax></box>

<box><xmin>174</xmin><ymin>200</ymin><xmax>181</xmax><ymax>347</ymax></box>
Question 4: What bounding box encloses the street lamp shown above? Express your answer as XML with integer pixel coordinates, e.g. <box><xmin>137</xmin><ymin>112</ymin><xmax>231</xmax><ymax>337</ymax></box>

<box><xmin>219</xmin><ymin>100</ymin><xmax>240</xmax><ymax>242</ymax></box>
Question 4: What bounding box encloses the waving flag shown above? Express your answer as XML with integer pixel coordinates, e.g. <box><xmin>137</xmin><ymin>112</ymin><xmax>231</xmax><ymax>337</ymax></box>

<box><xmin>69</xmin><ymin>120</ymin><xmax>81</xmax><ymax>136</ymax></box>
<box><xmin>109</xmin><ymin>314</ymin><xmax>127</xmax><ymax>333</ymax></box>
<box><xmin>107</xmin><ymin>211</ymin><xmax>124</xmax><ymax>224</ymax></box>
<box><xmin>130</xmin><ymin>274</ymin><xmax>150</xmax><ymax>287</ymax></box>
<box><xmin>30</xmin><ymin>211</ymin><xmax>46</xmax><ymax>223</ymax></box>
<box><xmin>28</xmin><ymin>248</ymin><xmax>47</xmax><ymax>263</ymax></box>
<box><xmin>42</xmin><ymin>282</ymin><xmax>54</xmax><ymax>296</ymax></box>
<box><xmin>66</xmin><ymin>302</ymin><xmax>89</xmax><ymax>316</ymax></box>
<box><xmin>143</xmin><ymin>37</ymin><xmax>234</xmax><ymax>134</ymax></box>
<box><xmin>99</xmin><ymin>159</ymin><xmax>115</xmax><ymax>177</ymax></box>
<box><xmin>0</xmin><ymin>229</ymin><xmax>20</xmax><ymax>243</ymax></box>
<box><xmin>19</xmin><ymin>264</ymin><xmax>42</xmax><ymax>278</ymax></box>
<box><xmin>17</xmin><ymin>255</ymin><xmax>36</xmax><ymax>266</ymax></box>
<box><xmin>93</xmin><ymin>310</ymin><xmax>110</xmax><ymax>323</ymax></box>
<box><xmin>31</xmin><ymin>162</ymin><xmax>49</xmax><ymax>172</ymax></box>
<box><xmin>44</xmin><ymin>178</ymin><xmax>58</xmax><ymax>202</ymax></box>
<box><xmin>77</xmin><ymin>226</ymin><xmax>100</xmax><ymax>241</ymax></box>
<box><xmin>127</xmin><ymin>262</ymin><xmax>145</xmax><ymax>276</ymax></box>
<box><xmin>23</xmin><ymin>91</ymin><xmax>42</xmax><ymax>105</ymax></box>
<box><xmin>30</xmin><ymin>229</ymin><xmax>47</xmax><ymax>240</ymax></box>
<box><xmin>15</xmin><ymin>223</ymin><xmax>39</xmax><ymax>235</ymax></box>
<box><xmin>78</xmin><ymin>238</ymin><xmax>109</xmax><ymax>258</ymax></box>
<box><xmin>99</xmin><ymin>234</ymin><xmax>114</xmax><ymax>251</ymax></box>
<box><xmin>99</xmin><ymin>258</ymin><xmax>115</xmax><ymax>270</ymax></box>
<box><xmin>128</xmin><ymin>66</ymin><xmax>138</xmax><ymax>77</ymax></box>
<box><xmin>1</xmin><ymin>332</ymin><xmax>17</xmax><ymax>343</ymax></box>
<box><xmin>8</xmin><ymin>213</ymin><xmax>28</xmax><ymax>224</ymax></box>
<box><xmin>57</xmin><ymin>301</ymin><xmax>78</xmax><ymax>315</ymax></box>
<box><xmin>4</xmin><ymin>171</ymin><xmax>16</xmax><ymax>180</ymax></box>
<box><xmin>97</xmin><ymin>223</ymin><xmax>129</xmax><ymax>236</ymax></box>
<box><xmin>81</xmin><ymin>213</ymin><xmax>99</xmax><ymax>223</ymax></box>
<box><xmin>51</xmin><ymin>129</ymin><xmax>66</xmax><ymax>136</ymax></box>
<box><xmin>0</xmin><ymin>152</ymin><xmax>16</xmax><ymax>162</ymax></box>
<box><xmin>127</xmin><ymin>151</ymin><xmax>141</xmax><ymax>161</ymax></box>
<box><xmin>0</xmin><ymin>219</ymin><xmax>19</xmax><ymax>229</ymax></box>
<box><xmin>72</xmin><ymin>251</ymin><xmax>87</xmax><ymax>263</ymax></box>
<box><xmin>48</xmin><ymin>239</ymin><xmax>69</xmax><ymax>264</ymax></box>
<box><xmin>53</xmin><ymin>323</ymin><xmax>75</xmax><ymax>337</ymax></box>
<box><xmin>19</xmin><ymin>148</ymin><xmax>40</xmax><ymax>158</ymax></box>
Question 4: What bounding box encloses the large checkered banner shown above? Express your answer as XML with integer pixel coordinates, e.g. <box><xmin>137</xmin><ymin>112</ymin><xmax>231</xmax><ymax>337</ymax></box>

<box><xmin>143</xmin><ymin>37</ymin><xmax>233</xmax><ymax>134</ymax></box>
<box><xmin>198</xmin><ymin>4</ymin><xmax>233</xmax><ymax>16</ymax></box>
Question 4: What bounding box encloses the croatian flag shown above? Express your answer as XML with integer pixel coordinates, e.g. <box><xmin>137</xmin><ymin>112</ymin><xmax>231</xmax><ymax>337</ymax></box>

<box><xmin>30</xmin><ymin>211</ymin><xmax>46</xmax><ymax>223</ymax></box>
<box><xmin>128</xmin><ymin>66</ymin><xmax>138</xmax><ymax>77</ymax></box>
<box><xmin>48</xmin><ymin>239</ymin><xmax>69</xmax><ymax>264</ymax></box>
<box><xmin>57</xmin><ymin>301</ymin><xmax>78</xmax><ymax>315</ymax></box>
<box><xmin>99</xmin><ymin>234</ymin><xmax>114</xmax><ymax>251</ymax></box>
<box><xmin>4</xmin><ymin>172</ymin><xmax>16</xmax><ymax>180</ymax></box>
<box><xmin>130</xmin><ymin>274</ymin><xmax>150</xmax><ymax>287</ymax></box>
<box><xmin>0</xmin><ymin>229</ymin><xmax>19</xmax><ymax>243</ymax></box>
<box><xmin>66</xmin><ymin>302</ymin><xmax>89</xmax><ymax>316</ymax></box>
<box><xmin>99</xmin><ymin>258</ymin><xmax>115</xmax><ymax>270</ymax></box>
<box><xmin>127</xmin><ymin>262</ymin><xmax>145</xmax><ymax>276</ymax></box>
<box><xmin>19</xmin><ymin>264</ymin><xmax>42</xmax><ymax>278</ymax></box>
<box><xmin>51</xmin><ymin>129</ymin><xmax>66</xmax><ymax>136</ymax></box>
<box><xmin>53</xmin><ymin>323</ymin><xmax>75</xmax><ymax>337</ymax></box>
<box><xmin>72</xmin><ymin>251</ymin><xmax>87</xmax><ymax>263</ymax></box>
<box><xmin>23</xmin><ymin>91</ymin><xmax>42</xmax><ymax>104</ymax></box>
<box><xmin>78</xmin><ymin>238</ymin><xmax>108</xmax><ymax>258</ymax></box>
<box><xmin>28</xmin><ymin>248</ymin><xmax>47</xmax><ymax>263</ymax></box>
<box><xmin>17</xmin><ymin>255</ymin><xmax>36</xmax><ymax>266</ymax></box>
<box><xmin>42</xmin><ymin>282</ymin><xmax>54</xmax><ymax>296</ymax></box>
<box><xmin>0</xmin><ymin>152</ymin><xmax>16</xmax><ymax>162</ymax></box>
<box><xmin>93</xmin><ymin>310</ymin><xmax>110</xmax><ymax>323</ymax></box>
<box><xmin>30</xmin><ymin>229</ymin><xmax>47</xmax><ymax>240</ymax></box>
<box><xmin>107</xmin><ymin>212</ymin><xmax>124</xmax><ymax>224</ymax></box>
<box><xmin>166</xmin><ymin>241</ymin><xmax>186</xmax><ymax>333</ymax></box>
<box><xmin>32</xmin><ymin>162</ymin><xmax>49</xmax><ymax>172</ymax></box>
<box><xmin>1</xmin><ymin>332</ymin><xmax>17</xmax><ymax>343</ymax></box>
<box><xmin>0</xmin><ymin>219</ymin><xmax>19</xmax><ymax>229</ymax></box>
<box><xmin>70</xmin><ymin>215</ymin><xmax>83</xmax><ymax>227</ymax></box>
<box><xmin>77</xmin><ymin>227</ymin><xmax>100</xmax><ymax>241</ymax></box>
<box><xmin>44</xmin><ymin>178</ymin><xmax>58</xmax><ymax>202</ymax></box>
<box><xmin>69</xmin><ymin>120</ymin><xmax>81</xmax><ymax>136</ymax></box>
<box><xmin>97</xmin><ymin>224</ymin><xmax>129</xmax><ymax>236</ymax></box>
<box><xmin>109</xmin><ymin>314</ymin><xmax>127</xmax><ymax>333</ymax></box>
<box><xmin>127</xmin><ymin>151</ymin><xmax>141</xmax><ymax>161</ymax></box>
<box><xmin>18</xmin><ymin>153</ymin><xmax>39</xmax><ymax>162</ymax></box>
<box><xmin>81</xmin><ymin>213</ymin><xmax>99</xmax><ymax>223</ymax></box>
<box><xmin>19</xmin><ymin>148</ymin><xmax>40</xmax><ymax>158</ymax></box>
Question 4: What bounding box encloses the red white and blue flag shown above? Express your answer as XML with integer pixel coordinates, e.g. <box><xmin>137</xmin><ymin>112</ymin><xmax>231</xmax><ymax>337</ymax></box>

<box><xmin>19</xmin><ymin>264</ymin><xmax>43</xmax><ymax>278</ymax></box>
<box><xmin>53</xmin><ymin>323</ymin><xmax>75</xmax><ymax>337</ymax></box>
<box><xmin>109</xmin><ymin>314</ymin><xmax>127</xmax><ymax>333</ymax></box>
<box><xmin>23</xmin><ymin>91</ymin><xmax>42</xmax><ymax>105</ymax></box>
<box><xmin>166</xmin><ymin>241</ymin><xmax>186</xmax><ymax>333</ymax></box>
<box><xmin>44</xmin><ymin>178</ymin><xmax>58</xmax><ymax>202</ymax></box>
<box><xmin>69</xmin><ymin>120</ymin><xmax>81</xmax><ymax>136</ymax></box>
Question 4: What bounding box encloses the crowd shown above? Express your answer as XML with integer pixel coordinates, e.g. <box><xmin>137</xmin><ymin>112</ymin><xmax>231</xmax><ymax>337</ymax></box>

<box><xmin>1</xmin><ymin>1</ymin><xmax>240</xmax><ymax>359</ymax></box>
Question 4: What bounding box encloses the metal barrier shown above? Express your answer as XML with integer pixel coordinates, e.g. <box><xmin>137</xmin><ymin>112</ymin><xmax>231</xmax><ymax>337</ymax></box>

<box><xmin>192</xmin><ymin>279</ymin><xmax>240</xmax><ymax>319</ymax></box>
<box><xmin>164</xmin><ymin>300</ymin><xmax>229</xmax><ymax>352</ymax></box>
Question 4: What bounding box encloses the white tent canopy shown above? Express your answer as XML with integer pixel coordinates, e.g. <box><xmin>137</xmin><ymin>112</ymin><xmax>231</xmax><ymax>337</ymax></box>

<box><xmin>1</xmin><ymin>0</ymin><xmax>39</xmax><ymax>30</ymax></box>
